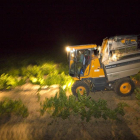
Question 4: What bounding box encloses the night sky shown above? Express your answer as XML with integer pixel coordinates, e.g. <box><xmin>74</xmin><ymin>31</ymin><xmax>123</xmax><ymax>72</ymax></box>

<box><xmin>1</xmin><ymin>1</ymin><xmax>140</xmax><ymax>54</ymax></box>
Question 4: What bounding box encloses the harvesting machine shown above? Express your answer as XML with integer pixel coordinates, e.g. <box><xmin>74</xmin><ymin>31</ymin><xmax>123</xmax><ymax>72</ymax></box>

<box><xmin>66</xmin><ymin>35</ymin><xmax>140</xmax><ymax>96</ymax></box>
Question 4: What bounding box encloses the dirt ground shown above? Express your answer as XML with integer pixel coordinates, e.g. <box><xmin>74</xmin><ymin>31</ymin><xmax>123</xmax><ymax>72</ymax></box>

<box><xmin>0</xmin><ymin>83</ymin><xmax>140</xmax><ymax>140</ymax></box>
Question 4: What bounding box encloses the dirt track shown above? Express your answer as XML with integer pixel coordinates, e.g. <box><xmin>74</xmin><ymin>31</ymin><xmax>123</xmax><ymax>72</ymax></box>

<box><xmin>0</xmin><ymin>83</ymin><xmax>140</xmax><ymax>140</ymax></box>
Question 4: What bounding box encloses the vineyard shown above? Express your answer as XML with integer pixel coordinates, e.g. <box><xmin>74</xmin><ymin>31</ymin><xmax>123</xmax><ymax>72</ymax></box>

<box><xmin>0</xmin><ymin>53</ymin><xmax>140</xmax><ymax>140</ymax></box>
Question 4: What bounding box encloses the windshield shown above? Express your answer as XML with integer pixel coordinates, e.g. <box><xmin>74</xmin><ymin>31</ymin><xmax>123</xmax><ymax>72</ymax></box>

<box><xmin>69</xmin><ymin>49</ymin><xmax>91</xmax><ymax>77</ymax></box>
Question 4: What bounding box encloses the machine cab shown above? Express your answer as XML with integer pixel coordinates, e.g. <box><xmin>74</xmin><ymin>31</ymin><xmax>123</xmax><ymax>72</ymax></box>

<box><xmin>66</xmin><ymin>44</ymin><xmax>103</xmax><ymax>79</ymax></box>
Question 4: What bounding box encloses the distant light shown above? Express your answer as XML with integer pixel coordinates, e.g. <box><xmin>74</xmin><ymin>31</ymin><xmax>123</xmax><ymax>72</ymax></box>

<box><xmin>66</xmin><ymin>46</ymin><xmax>70</xmax><ymax>52</ymax></box>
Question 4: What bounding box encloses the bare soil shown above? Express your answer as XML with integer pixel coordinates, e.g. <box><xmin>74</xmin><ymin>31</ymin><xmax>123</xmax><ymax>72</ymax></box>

<box><xmin>0</xmin><ymin>83</ymin><xmax>140</xmax><ymax>140</ymax></box>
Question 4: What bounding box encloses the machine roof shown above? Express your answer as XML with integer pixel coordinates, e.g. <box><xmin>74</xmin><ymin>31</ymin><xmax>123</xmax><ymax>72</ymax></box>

<box><xmin>68</xmin><ymin>44</ymin><xmax>97</xmax><ymax>50</ymax></box>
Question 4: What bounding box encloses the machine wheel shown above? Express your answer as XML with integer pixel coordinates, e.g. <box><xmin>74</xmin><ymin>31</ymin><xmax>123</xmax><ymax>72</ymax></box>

<box><xmin>114</xmin><ymin>78</ymin><xmax>135</xmax><ymax>96</ymax></box>
<box><xmin>71</xmin><ymin>81</ymin><xmax>90</xmax><ymax>97</ymax></box>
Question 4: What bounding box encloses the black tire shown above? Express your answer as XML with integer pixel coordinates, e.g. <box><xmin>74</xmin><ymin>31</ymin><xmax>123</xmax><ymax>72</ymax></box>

<box><xmin>71</xmin><ymin>81</ymin><xmax>90</xmax><ymax>97</ymax></box>
<box><xmin>114</xmin><ymin>78</ymin><xmax>135</xmax><ymax>96</ymax></box>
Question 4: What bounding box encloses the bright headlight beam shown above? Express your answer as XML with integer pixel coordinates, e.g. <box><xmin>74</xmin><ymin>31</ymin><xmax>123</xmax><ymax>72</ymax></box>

<box><xmin>66</xmin><ymin>47</ymin><xmax>70</xmax><ymax>52</ymax></box>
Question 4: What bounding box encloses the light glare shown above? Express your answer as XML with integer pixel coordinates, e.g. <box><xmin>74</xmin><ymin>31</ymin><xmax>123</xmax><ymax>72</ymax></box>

<box><xmin>66</xmin><ymin>47</ymin><xmax>70</xmax><ymax>52</ymax></box>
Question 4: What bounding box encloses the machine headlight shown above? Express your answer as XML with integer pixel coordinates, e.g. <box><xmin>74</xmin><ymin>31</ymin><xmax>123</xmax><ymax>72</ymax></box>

<box><xmin>66</xmin><ymin>47</ymin><xmax>70</xmax><ymax>52</ymax></box>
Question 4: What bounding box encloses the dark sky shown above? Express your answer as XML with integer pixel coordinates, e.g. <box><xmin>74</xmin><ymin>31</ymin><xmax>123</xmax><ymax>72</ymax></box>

<box><xmin>1</xmin><ymin>1</ymin><xmax>140</xmax><ymax>54</ymax></box>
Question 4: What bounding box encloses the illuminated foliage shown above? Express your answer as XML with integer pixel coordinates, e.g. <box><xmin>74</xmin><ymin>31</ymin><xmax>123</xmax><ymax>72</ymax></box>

<box><xmin>0</xmin><ymin>58</ymin><xmax>71</xmax><ymax>90</ymax></box>
<box><xmin>0</xmin><ymin>74</ymin><xmax>26</xmax><ymax>90</ymax></box>
<box><xmin>43</xmin><ymin>72</ymin><xmax>74</xmax><ymax>90</ymax></box>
